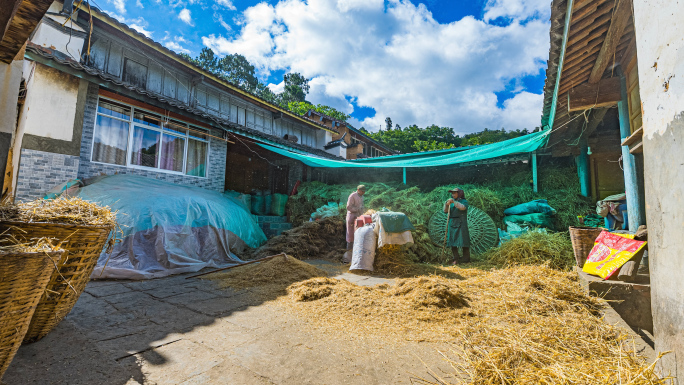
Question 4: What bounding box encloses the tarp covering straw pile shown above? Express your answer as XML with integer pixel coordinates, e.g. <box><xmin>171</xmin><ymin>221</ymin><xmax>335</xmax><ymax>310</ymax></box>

<box><xmin>284</xmin><ymin>265</ymin><xmax>667</xmax><ymax>384</ymax></box>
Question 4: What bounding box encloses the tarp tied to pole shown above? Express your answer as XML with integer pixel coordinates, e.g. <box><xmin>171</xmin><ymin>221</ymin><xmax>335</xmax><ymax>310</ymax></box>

<box><xmin>257</xmin><ymin>130</ymin><xmax>550</xmax><ymax>168</ymax></box>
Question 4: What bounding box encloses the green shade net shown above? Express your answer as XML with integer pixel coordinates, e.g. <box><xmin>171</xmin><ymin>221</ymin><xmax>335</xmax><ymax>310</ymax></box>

<box><xmin>257</xmin><ymin>130</ymin><xmax>550</xmax><ymax>168</ymax></box>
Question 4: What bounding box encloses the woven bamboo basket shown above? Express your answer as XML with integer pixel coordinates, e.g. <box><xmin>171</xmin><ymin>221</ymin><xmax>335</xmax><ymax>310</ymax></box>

<box><xmin>0</xmin><ymin>248</ymin><xmax>63</xmax><ymax>380</ymax></box>
<box><xmin>0</xmin><ymin>222</ymin><xmax>113</xmax><ymax>342</ymax></box>
<box><xmin>569</xmin><ymin>226</ymin><xmax>604</xmax><ymax>268</ymax></box>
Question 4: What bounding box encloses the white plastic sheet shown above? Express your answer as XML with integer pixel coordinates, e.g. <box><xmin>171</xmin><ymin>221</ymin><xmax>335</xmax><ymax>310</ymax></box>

<box><xmin>78</xmin><ymin>174</ymin><xmax>267</xmax><ymax>280</ymax></box>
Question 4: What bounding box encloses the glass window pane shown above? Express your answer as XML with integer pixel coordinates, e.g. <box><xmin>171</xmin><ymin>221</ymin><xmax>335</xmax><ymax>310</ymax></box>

<box><xmin>133</xmin><ymin>111</ymin><xmax>161</xmax><ymax>128</ymax></box>
<box><xmin>188</xmin><ymin>126</ymin><xmax>208</xmax><ymax>140</ymax></box>
<box><xmin>160</xmin><ymin>134</ymin><xmax>186</xmax><ymax>172</ymax></box>
<box><xmin>164</xmin><ymin>120</ymin><xmax>187</xmax><ymax>135</ymax></box>
<box><xmin>92</xmin><ymin>115</ymin><xmax>129</xmax><ymax>165</ymax></box>
<box><xmin>131</xmin><ymin>126</ymin><xmax>160</xmax><ymax>168</ymax></box>
<box><xmin>186</xmin><ymin>139</ymin><xmax>207</xmax><ymax>177</ymax></box>
<box><xmin>97</xmin><ymin>100</ymin><xmax>131</xmax><ymax>120</ymax></box>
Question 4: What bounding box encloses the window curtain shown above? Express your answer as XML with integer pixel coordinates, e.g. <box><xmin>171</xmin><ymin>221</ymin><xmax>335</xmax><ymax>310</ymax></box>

<box><xmin>92</xmin><ymin>115</ymin><xmax>130</xmax><ymax>165</ymax></box>
<box><xmin>160</xmin><ymin>134</ymin><xmax>185</xmax><ymax>172</ymax></box>
<box><xmin>186</xmin><ymin>139</ymin><xmax>208</xmax><ymax>177</ymax></box>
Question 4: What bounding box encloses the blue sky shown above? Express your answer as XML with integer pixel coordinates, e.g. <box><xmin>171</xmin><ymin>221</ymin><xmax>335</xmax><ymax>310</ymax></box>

<box><xmin>99</xmin><ymin>0</ymin><xmax>551</xmax><ymax>133</ymax></box>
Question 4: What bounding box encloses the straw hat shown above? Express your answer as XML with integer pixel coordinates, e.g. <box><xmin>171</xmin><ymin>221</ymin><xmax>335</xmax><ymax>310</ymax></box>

<box><xmin>357</xmin><ymin>185</ymin><xmax>367</xmax><ymax>191</ymax></box>
<box><xmin>448</xmin><ymin>187</ymin><xmax>462</xmax><ymax>193</ymax></box>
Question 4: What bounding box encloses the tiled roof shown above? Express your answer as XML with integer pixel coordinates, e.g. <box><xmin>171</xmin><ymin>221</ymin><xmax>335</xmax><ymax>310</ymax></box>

<box><xmin>306</xmin><ymin>109</ymin><xmax>395</xmax><ymax>153</ymax></box>
<box><xmin>74</xmin><ymin>3</ymin><xmax>337</xmax><ymax>135</ymax></box>
<box><xmin>25</xmin><ymin>43</ymin><xmax>343</xmax><ymax>160</ymax></box>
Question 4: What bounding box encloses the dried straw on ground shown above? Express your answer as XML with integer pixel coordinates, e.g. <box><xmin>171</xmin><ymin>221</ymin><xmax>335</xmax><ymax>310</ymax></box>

<box><xmin>286</xmin><ymin>265</ymin><xmax>667</xmax><ymax>384</ymax></box>
<box><xmin>288</xmin><ymin>275</ymin><xmax>472</xmax><ymax>342</ymax></box>
<box><xmin>0</xmin><ymin>196</ymin><xmax>117</xmax><ymax>227</ymax></box>
<box><xmin>485</xmin><ymin>231</ymin><xmax>574</xmax><ymax>270</ymax></box>
<box><xmin>241</xmin><ymin>217</ymin><xmax>346</xmax><ymax>261</ymax></box>
<box><xmin>206</xmin><ymin>255</ymin><xmax>328</xmax><ymax>298</ymax></box>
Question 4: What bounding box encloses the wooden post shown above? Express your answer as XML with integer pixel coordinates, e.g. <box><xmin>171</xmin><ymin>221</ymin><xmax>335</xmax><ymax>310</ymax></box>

<box><xmin>402</xmin><ymin>167</ymin><xmax>406</xmax><ymax>185</ymax></box>
<box><xmin>617</xmin><ymin>70</ymin><xmax>645</xmax><ymax>231</ymax></box>
<box><xmin>532</xmin><ymin>151</ymin><xmax>538</xmax><ymax>193</ymax></box>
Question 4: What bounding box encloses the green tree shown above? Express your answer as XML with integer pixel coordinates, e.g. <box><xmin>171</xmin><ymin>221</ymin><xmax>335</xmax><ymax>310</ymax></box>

<box><xmin>385</xmin><ymin>117</ymin><xmax>393</xmax><ymax>131</ymax></box>
<box><xmin>218</xmin><ymin>53</ymin><xmax>258</xmax><ymax>91</ymax></box>
<box><xmin>281</xmin><ymin>73</ymin><xmax>310</xmax><ymax>107</ymax></box>
<box><xmin>287</xmin><ymin>101</ymin><xmax>351</xmax><ymax>121</ymax></box>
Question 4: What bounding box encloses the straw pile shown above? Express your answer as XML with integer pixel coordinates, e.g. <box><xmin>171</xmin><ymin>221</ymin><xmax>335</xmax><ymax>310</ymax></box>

<box><xmin>485</xmin><ymin>231</ymin><xmax>575</xmax><ymax>270</ymax></box>
<box><xmin>241</xmin><ymin>217</ymin><xmax>346</xmax><ymax>261</ymax></box>
<box><xmin>0</xmin><ymin>236</ymin><xmax>61</xmax><ymax>254</ymax></box>
<box><xmin>207</xmin><ymin>255</ymin><xmax>328</xmax><ymax>298</ymax></box>
<box><xmin>285</xmin><ymin>265</ymin><xmax>667</xmax><ymax>384</ymax></box>
<box><xmin>287</xmin><ymin>167</ymin><xmax>593</xmax><ymax>232</ymax></box>
<box><xmin>0</xmin><ymin>196</ymin><xmax>117</xmax><ymax>227</ymax></box>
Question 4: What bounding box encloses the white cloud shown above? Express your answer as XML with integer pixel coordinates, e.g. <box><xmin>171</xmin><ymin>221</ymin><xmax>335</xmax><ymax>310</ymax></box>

<box><xmin>484</xmin><ymin>0</ymin><xmax>551</xmax><ymax>22</ymax></box>
<box><xmin>203</xmin><ymin>0</ymin><xmax>549</xmax><ymax>133</ymax></box>
<box><xmin>215</xmin><ymin>0</ymin><xmax>236</xmax><ymax>10</ymax></box>
<box><xmin>178</xmin><ymin>8</ymin><xmax>193</xmax><ymax>25</ymax></box>
<box><xmin>135</xmin><ymin>0</ymin><xmax>143</xmax><ymax>8</ymax></box>
<box><xmin>130</xmin><ymin>23</ymin><xmax>153</xmax><ymax>37</ymax></box>
<box><xmin>164</xmin><ymin>36</ymin><xmax>191</xmax><ymax>54</ymax></box>
<box><xmin>108</xmin><ymin>0</ymin><xmax>126</xmax><ymax>14</ymax></box>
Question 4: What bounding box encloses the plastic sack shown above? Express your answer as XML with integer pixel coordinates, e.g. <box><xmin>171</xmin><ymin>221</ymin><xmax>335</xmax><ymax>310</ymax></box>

<box><xmin>498</xmin><ymin>221</ymin><xmax>547</xmax><ymax>245</ymax></box>
<box><xmin>582</xmin><ymin>231</ymin><xmax>646</xmax><ymax>279</ymax></box>
<box><xmin>311</xmin><ymin>202</ymin><xmax>340</xmax><ymax>220</ymax></box>
<box><xmin>503</xmin><ymin>213</ymin><xmax>555</xmax><ymax>230</ymax></box>
<box><xmin>271</xmin><ymin>193</ymin><xmax>288</xmax><ymax>217</ymax></box>
<box><xmin>251</xmin><ymin>195</ymin><xmax>267</xmax><ymax>215</ymax></box>
<box><xmin>350</xmin><ymin>225</ymin><xmax>377</xmax><ymax>271</ymax></box>
<box><xmin>78</xmin><ymin>174</ymin><xmax>267</xmax><ymax>279</ymax></box>
<box><xmin>264</xmin><ymin>194</ymin><xmax>272</xmax><ymax>215</ymax></box>
<box><xmin>504</xmin><ymin>199</ymin><xmax>557</xmax><ymax>216</ymax></box>
<box><xmin>223</xmin><ymin>190</ymin><xmax>251</xmax><ymax>211</ymax></box>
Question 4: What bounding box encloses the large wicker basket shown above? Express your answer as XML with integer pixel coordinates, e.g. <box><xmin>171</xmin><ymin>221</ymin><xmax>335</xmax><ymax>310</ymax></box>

<box><xmin>569</xmin><ymin>226</ymin><xmax>604</xmax><ymax>268</ymax></box>
<box><xmin>0</xmin><ymin>248</ymin><xmax>63</xmax><ymax>380</ymax></box>
<box><xmin>0</xmin><ymin>221</ymin><xmax>113</xmax><ymax>342</ymax></box>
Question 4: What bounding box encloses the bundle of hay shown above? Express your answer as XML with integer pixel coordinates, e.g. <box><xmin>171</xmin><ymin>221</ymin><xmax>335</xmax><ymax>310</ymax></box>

<box><xmin>241</xmin><ymin>217</ymin><xmax>346</xmax><ymax>261</ymax></box>
<box><xmin>0</xmin><ymin>196</ymin><xmax>117</xmax><ymax>227</ymax></box>
<box><xmin>485</xmin><ymin>231</ymin><xmax>574</xmax><ymax>270</ymax></box>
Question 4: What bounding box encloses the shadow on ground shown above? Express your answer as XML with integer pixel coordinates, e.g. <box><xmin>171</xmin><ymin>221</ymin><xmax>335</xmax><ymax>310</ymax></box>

<box><xmin>3</xmin><ymin>259</ymin><xmax>458</xmax><ymax>385</ymax></box>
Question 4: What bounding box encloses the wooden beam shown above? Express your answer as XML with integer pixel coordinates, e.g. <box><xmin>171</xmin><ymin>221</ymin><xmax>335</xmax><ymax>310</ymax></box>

<box><xmin>568</xmin><ymin>77</ymin><xmax>622</xmax><ymax>111</ymax></box>
<box><xmin>0</xmin><ymin>0</ymin><xmax>53</xmax><ymax>63</ymax></box>
<box><xmin>588</xmin><ymin>0</ymin><xmax>632</xmax><ymax>84</ymax></box>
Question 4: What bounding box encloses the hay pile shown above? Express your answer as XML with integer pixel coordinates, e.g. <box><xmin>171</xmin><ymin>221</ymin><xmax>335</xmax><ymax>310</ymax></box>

<box><xmin>0</xmin><ymin>236</ymin><xmax>61</xmax><ymax>254</ymax></box>
<box><xmin>285</xmin><ymin>266</ymin><xmax>667</xmax><ymax>384</ymax></box>
<box><xmin>288</xmin><ymin>275</ymin><xmax>470</xmax><ymax>341</ymax></box>
<box><xmin>485</xmin><ymin>231</ymin><xmax>575</xmax><ymax>270</ymax></box>
<box><xmin>287</xmin><ymin>167</ymin><xmax>593</xmax><ymax>233</ymax></box>
<box><xmin>241</xmin><ymin>217</ymin><xmax>346</xmax><ymax>261</ymax></box>
<box><xmin>207</xmin><ymin>255</ymin><xmax>327</xmax><ymax>298</ymax></box>
<box><xmin>0</xmin><ymin>196</ymin><xmax>117</xmax><ymax>227</ymax></box>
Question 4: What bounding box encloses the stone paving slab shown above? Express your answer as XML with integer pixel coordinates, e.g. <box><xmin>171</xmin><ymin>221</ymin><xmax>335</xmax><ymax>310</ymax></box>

<box><xmin>3</xmin><ymin>262</ymin><xmax>452</xmax><ymax>385</ymax></box>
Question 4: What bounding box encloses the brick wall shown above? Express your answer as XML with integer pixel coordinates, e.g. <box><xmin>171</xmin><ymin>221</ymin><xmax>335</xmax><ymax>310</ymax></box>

<box><xmin>15</xmin><ymin>149</ymin><xmax>80</xmax><ymax>201</ymax></box>
<box><xmin>77</xmin><ymin>83</ymin><xmax>227</xmax><ymax>192</ymax></box>
<box><xmin>256</xmin><ymin>215</ymin><xmax>292</xmax><ymax>238</ymax></box>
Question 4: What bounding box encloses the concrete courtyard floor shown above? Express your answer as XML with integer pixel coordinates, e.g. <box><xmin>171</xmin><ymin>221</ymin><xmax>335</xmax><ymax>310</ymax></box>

<box><xmin>3</xmin><ymin>261</ymin><xmax>455</xmax><ymax>385</ymax></box>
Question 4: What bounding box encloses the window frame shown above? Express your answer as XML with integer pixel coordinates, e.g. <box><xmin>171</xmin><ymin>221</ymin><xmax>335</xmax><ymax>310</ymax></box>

<box><xmin>91</xmin><ymin>96</ymin><xmax>210</xmax><ymax>178</ymax></box>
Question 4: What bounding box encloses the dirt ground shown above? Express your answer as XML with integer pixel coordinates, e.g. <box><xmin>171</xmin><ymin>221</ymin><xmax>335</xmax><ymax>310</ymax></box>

<box><xmin>2</xmin><ymin>261</ymin><xmax>456</xmax><ymax>385</ymax></box>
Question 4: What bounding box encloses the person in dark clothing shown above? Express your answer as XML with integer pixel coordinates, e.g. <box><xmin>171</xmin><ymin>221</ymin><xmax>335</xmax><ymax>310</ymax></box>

<box><xmin>443</xmin><ymin>187</ymin><xmax>470</xmax><ymax>264</ymax></box>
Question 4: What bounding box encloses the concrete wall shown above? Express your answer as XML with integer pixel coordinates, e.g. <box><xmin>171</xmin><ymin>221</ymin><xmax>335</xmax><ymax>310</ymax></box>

<box><xmin>20</xmin><ymin>63</ymin><xmax>80</xmax><ymax>141</ymax></box>
<box><xmin>633</xmin><ymin>0</ymin><xmax>684</xmax><ymax>380</ymax></box>
<box><xmin>15</xmin><ymin>149</ymin><xmax>79</xmax><ymax>201</ymax></box>
<box><xmin>31</xmin><ymin>4</ymin><xmax>86</xmax><ymax>61</ymax></box>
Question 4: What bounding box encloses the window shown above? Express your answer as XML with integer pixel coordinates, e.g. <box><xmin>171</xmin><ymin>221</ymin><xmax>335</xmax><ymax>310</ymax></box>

<box><xmin>92</xmin><ymin>97</ymin><xmax>210</xmax><ymax>177</ymax></box>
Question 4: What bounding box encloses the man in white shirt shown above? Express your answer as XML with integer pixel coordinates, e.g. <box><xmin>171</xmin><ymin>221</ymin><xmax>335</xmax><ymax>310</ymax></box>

<box><xmin>345</xmin><ymin>185</ymin><xmax>366</xmax><ymax>249</ymax></box>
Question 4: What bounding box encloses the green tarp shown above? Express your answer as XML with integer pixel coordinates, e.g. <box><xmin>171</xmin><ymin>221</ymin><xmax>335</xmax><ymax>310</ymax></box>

<box><xmin>257</xmin><ymin>130</ymin><xmax>550</xmax><ymax>169</ymax></box>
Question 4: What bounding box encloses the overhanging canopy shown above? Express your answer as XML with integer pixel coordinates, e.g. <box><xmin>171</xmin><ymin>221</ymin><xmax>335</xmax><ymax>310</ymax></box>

<box><xmin>257</xmin><ymin>130</ymin><xmax>550</xmax><ymax>168</ymax></box>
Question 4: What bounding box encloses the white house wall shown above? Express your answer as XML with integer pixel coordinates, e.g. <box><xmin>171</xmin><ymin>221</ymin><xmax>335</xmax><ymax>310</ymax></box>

<box><xmin>19</xmin><ymin>63</ymin><xmax>79</xmax><ymax>141</ymax></box>
<box><xmin>633</xmin><ymin>0</ymin><xmax>684</xmax><ymax>380</ymax></box>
